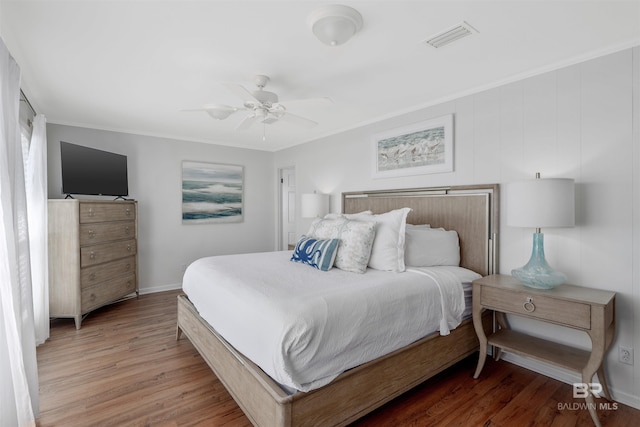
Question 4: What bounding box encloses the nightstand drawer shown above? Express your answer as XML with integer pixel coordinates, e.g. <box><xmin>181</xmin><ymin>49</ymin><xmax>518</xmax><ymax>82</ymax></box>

<box><xmin>481</xmin><ymin>286</ymin><xmax>591</xmax><ymax>329</ymax></box>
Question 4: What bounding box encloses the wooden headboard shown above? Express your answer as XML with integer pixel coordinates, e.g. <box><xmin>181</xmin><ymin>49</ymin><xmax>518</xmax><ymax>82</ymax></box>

<box><xmin>342</xmin><ymin>184</ymin><xmax>499</xmax><ymax>276</ymax></box>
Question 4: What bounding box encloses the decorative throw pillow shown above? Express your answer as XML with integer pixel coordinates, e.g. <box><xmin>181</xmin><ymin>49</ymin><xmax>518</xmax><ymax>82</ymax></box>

<box><xmin>404</xmin><ymin>227</ymin><xmax>460</xmax><ymax>267</ymax></box>
<box><xmin>290</xmin><ymin>236</ymin><xmax>339</xmax><ymax>271</ymax></box>
<box><xmin>307</xmin><ymin>217</ymin><xmax>376</xmax><ymax>273</ymax></box>
<box><xmin>345</xmin><ymin>208</ymin><xmax>412</xmax><ymax>272</ymax></box>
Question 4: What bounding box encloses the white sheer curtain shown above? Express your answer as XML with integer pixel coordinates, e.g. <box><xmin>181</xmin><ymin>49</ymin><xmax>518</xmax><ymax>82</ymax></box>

<box><xmin>0</xmin><ymin>37</ymin><xmax>38</xmax><ymax>427</ymax></box>
<box><xmin>26</xmin><ymin>114</ymin><xmax>48</xmax><ymax>345</ymax></box>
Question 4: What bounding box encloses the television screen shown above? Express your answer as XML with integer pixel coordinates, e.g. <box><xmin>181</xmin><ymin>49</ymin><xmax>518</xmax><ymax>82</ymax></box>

<box><xmin>60</xmin><ymin>141</ymin><xmax>129</xmax><ymax>197</ymax></box>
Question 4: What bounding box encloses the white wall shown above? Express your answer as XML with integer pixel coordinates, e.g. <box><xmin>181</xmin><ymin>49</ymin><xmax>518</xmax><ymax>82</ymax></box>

<box><xmin>275</xmin><ymin>48</ymin><xmax>640</xmax><ymax>409</ymax></box>
<box><xmin>47</xmin><ymin>124</ymin><xmax>276</xmax><ymax>293</ymax></box>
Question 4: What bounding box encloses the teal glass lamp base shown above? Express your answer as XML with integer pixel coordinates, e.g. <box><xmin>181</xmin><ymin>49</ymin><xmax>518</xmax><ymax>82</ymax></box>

<box><xmin>511</xmin><ymin>232</ymin><xmax>566</xmax><ymax>289</ymax></box>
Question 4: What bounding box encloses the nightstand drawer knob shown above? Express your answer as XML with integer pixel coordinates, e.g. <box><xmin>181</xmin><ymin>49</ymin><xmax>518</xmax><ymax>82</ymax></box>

<box><xmin>523</xmin><ymin>297</ymin><xmax>536</xmax><ymax>313</ymax></box>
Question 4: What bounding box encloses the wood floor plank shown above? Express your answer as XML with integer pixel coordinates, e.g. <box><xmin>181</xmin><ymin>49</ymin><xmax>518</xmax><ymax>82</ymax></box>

<box><xmin>37</xmin><ymin>290</ymin><xmax>639</xmax><ymax>426</ymax></box>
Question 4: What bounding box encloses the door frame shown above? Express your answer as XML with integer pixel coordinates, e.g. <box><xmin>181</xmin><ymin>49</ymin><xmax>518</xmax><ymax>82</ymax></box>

<box><xmin>277</xmin><ymin>166</ymin><xmax>296</xmax><ymax>251</ymax></box>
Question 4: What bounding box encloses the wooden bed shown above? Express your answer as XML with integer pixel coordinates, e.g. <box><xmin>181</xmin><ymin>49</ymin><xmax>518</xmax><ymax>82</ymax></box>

<box><xmin>176</xmin><ymin>184</ymin><xmax>499</xmax><ymax>427</ymax></box>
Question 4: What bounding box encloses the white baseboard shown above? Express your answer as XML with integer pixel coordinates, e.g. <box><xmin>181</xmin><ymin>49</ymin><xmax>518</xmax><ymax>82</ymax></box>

<box><xmin>501</xmin><ymin>352</ymin><xmax>640</xmax><ymax>410</ymax></box>
<box><xmin>138</xmin><ymin>282</ymin><xmax>182</xmax><ymax>295</ymax></box>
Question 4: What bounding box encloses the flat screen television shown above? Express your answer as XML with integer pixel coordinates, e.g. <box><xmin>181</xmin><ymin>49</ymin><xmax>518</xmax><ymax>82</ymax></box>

<box><xmin>60</xmin><ymin>141</ymin><xmax>129</xmax><ymax>197</ymax></box>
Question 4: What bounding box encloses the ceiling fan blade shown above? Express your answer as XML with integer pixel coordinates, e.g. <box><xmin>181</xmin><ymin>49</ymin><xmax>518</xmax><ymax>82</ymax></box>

<box><xmin>276</xmin><ymin>97</ymin><xmax>334</xmax><ymax>108</ymax></box>
<box><xmin>278</xmin><ymin>112</ymin><xmax>318</xmax><ymax>129</ymax></box>
<box><xmin>180</xmin><ymin>104</ymin><xmax>240</xmax><ymax>120</ymax></box>
<box><xmin>235</xmin><ymin>114</ymin><xmax>260</xmax><ymax>130</ymax></box>
<box><xmin>224</xmin><ymin>83</ymin><xmax>259</xmax><ymax>104</ymax></box>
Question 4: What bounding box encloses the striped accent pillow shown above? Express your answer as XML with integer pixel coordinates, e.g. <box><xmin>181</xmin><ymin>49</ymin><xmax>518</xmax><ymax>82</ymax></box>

<box><xmin>290</xmin><ymin>236</ymin><xmax>339</xmax><ymax>271</ymax></box>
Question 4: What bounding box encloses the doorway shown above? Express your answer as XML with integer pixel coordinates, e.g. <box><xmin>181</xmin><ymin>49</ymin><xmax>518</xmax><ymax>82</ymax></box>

<box><xmin>279</xmin><ymin>166</ymin><xmax>297</xmax><ymax>250</ymax></box>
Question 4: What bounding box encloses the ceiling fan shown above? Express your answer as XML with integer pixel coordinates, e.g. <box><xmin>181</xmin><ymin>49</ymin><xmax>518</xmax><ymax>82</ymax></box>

<box><xmin>183</xmin><ymin>75</ymin><xmax>331</xmax><ymax>131</ymax></box>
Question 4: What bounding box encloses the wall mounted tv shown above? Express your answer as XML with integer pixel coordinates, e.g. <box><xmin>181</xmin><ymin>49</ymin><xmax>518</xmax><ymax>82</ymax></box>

<box><xmin>60</xmin><ymin>141</ymin><xmax>129</xmax><ymax>197</ymax></box>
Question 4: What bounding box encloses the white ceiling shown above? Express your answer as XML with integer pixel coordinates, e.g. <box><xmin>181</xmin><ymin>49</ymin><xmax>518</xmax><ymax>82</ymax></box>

<box><xmin>2</xmin><ymin>1</ymin><xmax>639</xmax><ymax>151</ymax></box>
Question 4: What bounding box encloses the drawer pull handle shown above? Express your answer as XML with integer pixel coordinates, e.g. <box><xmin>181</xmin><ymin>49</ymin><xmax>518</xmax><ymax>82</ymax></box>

<box><xmin>88</xmin><ymin>208</ymin><xmax>94</xmax><ymax>217</ymax></box>
<box><xmin>127</xmin><ymin>245</ymin><xmax>132</xmax><ymax>252</ymax></box>
<box><xmin>89</xmin><ymin>273</ymin><xmax>96</xmax><ymax>281</ymax></box>
<box><xmin>88</xmin><ymin>230</ymin><xmax>95</xmax><ymax>239</ymax></box>
<box><xmin>523</xmin><ymin>297</ymin><xmax>536</xmax><ymax>313</ymax></box>
<box><xmin>125</xmin><ymin>226</ymin><xmax>130</xmax><ymax>234</ymax></box>
<box><xmin>125</xmin><ymin>208</ymin><xmax>131</xmax><ymax>216</ymax></box>
<box><xmin>89</xmin><ymin>251</ymin><xmax>96</xmax><ymax>260</ymax></box>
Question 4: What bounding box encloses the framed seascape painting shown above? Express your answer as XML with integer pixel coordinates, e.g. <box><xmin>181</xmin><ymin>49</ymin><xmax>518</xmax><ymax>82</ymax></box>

<box><xmin>372</xmin><ymin>114</ymin><xmax>454</xmax><ymax>178</ymax></box>
<box><xmin>182</xmin><ymin>161</ymin><xmax>244</xmax><ymax>224</ymax></box>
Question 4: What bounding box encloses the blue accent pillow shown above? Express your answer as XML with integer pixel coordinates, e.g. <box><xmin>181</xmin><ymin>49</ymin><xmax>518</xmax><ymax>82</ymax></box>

<box><xmin>290</xmin><ymin>236</ymin><xmax>339</xmax><ymax>271</ymax></box>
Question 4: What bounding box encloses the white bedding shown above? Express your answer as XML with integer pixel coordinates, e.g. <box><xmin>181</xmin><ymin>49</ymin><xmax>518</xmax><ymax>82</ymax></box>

<box><xmin>182</xmin><ymin>250</ymin><xmax>480</xmax><ymax>392</ymax></box>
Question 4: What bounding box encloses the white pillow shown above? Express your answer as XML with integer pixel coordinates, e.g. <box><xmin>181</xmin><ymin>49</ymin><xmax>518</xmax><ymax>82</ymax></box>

<box><xmin>324</xmin><ymin>211</ymin><xmax>372</xmax><ymax>219</ymax></box>
<box><xmin>405</xmin><ymin>227</ymin><xmax>460</xmax><ymax>267</ymax></box>
<box><xmin>406</xmin><ymin>223</ymin><xmax>430</xmax><ymax>229</ymax></box>
<box><xmin>346</xmin><ymin>208</ymin><xmax>411</xmax><ymax>272</ymax></box>
<box><xmin>307</xmin><ymin>217</ymin><xmax>376</xmax><ymax>274</ymax></box>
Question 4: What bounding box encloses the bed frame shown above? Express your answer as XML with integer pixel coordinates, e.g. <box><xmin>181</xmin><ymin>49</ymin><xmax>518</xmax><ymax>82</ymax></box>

<box><xmin>177</xmin><ymin>184</ymin><xmax>499</xmax><ymax>427</ymax></box>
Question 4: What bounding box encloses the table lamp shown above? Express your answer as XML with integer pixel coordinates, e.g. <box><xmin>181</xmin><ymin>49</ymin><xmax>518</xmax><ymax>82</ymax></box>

<box><xmin>301</xmin><ymin>193</ymin><xmax>329</xmax><ymax>218</ymax></box>
<box><xmin>506</xmin><ymin>173</ymin><xmax>575</xmax><ymax>289</ymax></box>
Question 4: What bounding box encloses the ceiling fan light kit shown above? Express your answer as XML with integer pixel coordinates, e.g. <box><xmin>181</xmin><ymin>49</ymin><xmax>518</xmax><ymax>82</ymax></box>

<box><xmin>308</xmin><ymin>4</ymin><xmax>363</xmax><ymax>46</ymax></box>
<box><xmin>203</xmin><ymin>104</ymin><xmax>237</xmax><ymax>120</ymax></box>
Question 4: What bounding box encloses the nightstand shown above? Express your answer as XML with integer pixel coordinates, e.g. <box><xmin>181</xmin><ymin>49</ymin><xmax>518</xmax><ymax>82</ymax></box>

<box><xmin>472</xmin><ymin>274</ymin><xmax>615</xmax><ymax>427</ymax></box>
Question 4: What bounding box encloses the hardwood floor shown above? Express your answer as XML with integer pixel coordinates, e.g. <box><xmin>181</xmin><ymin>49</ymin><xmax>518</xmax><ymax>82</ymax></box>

<box><xmin>37</xmin><ymin>290</ymin><xmax>639</xmax><ymax>426</ymax></box>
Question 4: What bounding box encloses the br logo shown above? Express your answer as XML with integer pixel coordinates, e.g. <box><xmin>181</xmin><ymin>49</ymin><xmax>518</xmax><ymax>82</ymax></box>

<box><xmin>573</xmin><ymin>383</ymin><xmax>603</xmax><ymax>398</ymax></box>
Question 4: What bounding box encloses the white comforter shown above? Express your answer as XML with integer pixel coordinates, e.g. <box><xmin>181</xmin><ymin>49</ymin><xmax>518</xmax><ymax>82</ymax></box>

<box><xmin>182</xmin><ymin>250</ymin><xmax>476</xmax><ymax>392</ymax></box>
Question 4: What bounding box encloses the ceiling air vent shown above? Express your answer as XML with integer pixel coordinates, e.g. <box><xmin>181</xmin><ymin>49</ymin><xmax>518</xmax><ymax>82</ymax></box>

<box><xmin>423</xmin><ymin>21</ymin><xmax>478</xmax><ymax>48</ymax></box>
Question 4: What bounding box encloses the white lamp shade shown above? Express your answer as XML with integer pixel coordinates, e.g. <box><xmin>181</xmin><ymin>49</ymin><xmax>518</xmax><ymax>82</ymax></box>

<box><xmin>506</xmin><ymin>178</ymin><xmax>575</xmax><ymax>228</ymax></box>
<box><xmin>301</xmin><ymin>193</ymin><xmax>329</xmax><ymax>218</ymax></box>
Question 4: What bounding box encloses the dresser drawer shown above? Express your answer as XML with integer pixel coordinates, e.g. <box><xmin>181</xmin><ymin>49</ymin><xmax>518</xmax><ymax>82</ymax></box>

<box><xmin>81</xmin><ymin>256</ymin><xmax>136</xmax><ymax>287</ymax></box>
<box><xmin>481</xmin><ymin>286</ymin><xmax>591</xmax><ymax>329</ymax></box>
<box><xmin>80</xmin><ymin>239</ymin><xmax>136</xmax><ymax>267</ymax></box>
<box><xmin>80</xmin><ymin>202</ymin><xmax>136</xmax><ymax>223</ymax></box>
<box><xmin>80</xmin><ymin>221</ymin><xmax>135</xmax><ymax>245</ymax></box>
<box><xmin>81</xmin><ymin>273</ymin><xmax>136</xmax><ymax>312</ymax></box>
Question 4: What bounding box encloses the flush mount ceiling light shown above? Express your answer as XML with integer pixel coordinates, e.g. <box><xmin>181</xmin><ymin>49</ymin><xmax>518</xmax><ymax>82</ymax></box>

<box><xmin>307</xmin><ymin>4</ymin><xmax>363</xmax><ymax>46</ymax></box>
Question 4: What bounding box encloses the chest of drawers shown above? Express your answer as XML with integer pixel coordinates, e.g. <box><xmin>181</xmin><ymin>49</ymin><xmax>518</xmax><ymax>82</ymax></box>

<box><xmin>48</xmin><ymin>199</ymin><xmax>138</xmax><ymax>329</ymax></box>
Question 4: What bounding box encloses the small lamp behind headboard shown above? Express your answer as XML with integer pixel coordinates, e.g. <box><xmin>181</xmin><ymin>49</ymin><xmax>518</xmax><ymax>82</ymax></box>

<box><xmin>301</xmin><ymin>193</ymin><xmax>329</xmax><ymax>218</ymax></box>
